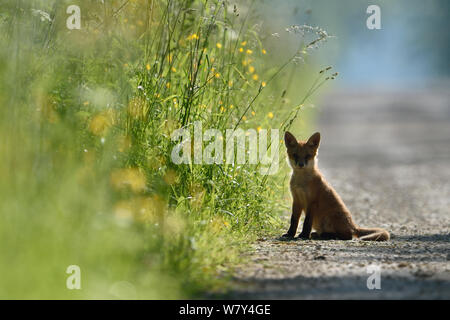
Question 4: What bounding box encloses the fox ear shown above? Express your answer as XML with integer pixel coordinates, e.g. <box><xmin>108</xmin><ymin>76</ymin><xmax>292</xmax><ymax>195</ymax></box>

<box><xmin>307</xmin><ymin>132</ymin><xmax>320</xmax><ymax>149</ymax></box>
<box><xmin>284</xmin><ymin>131</ymin><xmax>298</xmax><ymax>148</ymax></box>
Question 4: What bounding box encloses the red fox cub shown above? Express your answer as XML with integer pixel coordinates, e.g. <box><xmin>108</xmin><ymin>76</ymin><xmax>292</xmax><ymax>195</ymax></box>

<box><xmin>282</xmin><ymin>131</ymin><xmax>390</xmax><ymax>241</ymax></box>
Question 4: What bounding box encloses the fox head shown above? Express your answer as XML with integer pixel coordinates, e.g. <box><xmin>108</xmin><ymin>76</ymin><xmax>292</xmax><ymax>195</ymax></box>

<box><xmin>284</xmin><ymin>131</ymin><xmax>320</xmax><ymax>170</ymax></box>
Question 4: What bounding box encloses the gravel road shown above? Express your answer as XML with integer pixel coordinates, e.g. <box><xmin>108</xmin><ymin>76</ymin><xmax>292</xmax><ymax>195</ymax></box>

<box><xmin>225</xmin><ymin>88</ymin><xmax>450</xmax><ymax>299</ymax></box>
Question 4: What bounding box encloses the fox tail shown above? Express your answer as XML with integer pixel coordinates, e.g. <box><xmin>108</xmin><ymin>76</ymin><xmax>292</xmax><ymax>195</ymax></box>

<box><xmin>355</xmin><ymin>227</ymin><xmax>390</xmax><ymax>241</ymax></box>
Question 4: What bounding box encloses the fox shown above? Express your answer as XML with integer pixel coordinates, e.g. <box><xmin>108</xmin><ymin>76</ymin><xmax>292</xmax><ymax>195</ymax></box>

<box><xmin>282</xmin><ymin>131</ymin><xmax>389</xmax><ymax>241</ymax></box>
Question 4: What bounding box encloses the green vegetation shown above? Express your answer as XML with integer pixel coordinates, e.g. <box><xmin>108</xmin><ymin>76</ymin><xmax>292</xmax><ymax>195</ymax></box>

<box><xmin>0</xmin><ymin>0</ymin><xmax>334</xmax><ymax>299</ymax></box>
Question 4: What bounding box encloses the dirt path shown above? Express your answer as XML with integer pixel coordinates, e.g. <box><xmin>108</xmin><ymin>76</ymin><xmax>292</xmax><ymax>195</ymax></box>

<box><xmin>226</xmin><ymin>88</ymin><xmax>450</xmax><ymax>299</ymax></box>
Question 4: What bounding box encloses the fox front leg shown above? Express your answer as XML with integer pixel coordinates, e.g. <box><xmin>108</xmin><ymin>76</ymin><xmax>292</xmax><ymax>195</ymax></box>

<box><xmin>282</xmin><ymin>200</ymin><xmax>303</xmax><ymax>238</ymax></box>
<box><xmin>297</xmin><ymin>209</ymin><xmax>312</xmax><ymax>239</ymax></box>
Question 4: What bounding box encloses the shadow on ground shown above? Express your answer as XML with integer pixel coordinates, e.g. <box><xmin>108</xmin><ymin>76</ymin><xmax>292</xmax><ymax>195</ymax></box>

<box><xmin>393</xmin><ymin>234</ymin><xmax>450</xmax><ymax>243</ymax></box>
<box><xmin>218</xmin><ymin>273</ymin><xmax>450</xmax><ymax>300</ymax></box>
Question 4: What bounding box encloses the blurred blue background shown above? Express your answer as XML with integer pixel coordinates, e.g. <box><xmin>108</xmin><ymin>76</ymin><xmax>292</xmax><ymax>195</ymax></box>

<box><xmin>261</xmin><ymin>0</ymin><xmax>450</xmax><ymax>89</ymax></box>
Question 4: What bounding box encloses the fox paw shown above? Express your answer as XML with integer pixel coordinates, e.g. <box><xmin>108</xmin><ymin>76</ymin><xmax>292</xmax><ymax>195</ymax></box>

<box><xmin>297</xmin><ymin>233</ymin><xmax>310</xmax><ymax>240</ymax></box>
<box><xmin>280</xmin><ymin>233</ymin><xmax>295</xmax><ymax>240</ymax></box>
<box><xmin>310</xmin><ymin>232</ymin><xmax>320</xmax><ymax>240</ymax></box>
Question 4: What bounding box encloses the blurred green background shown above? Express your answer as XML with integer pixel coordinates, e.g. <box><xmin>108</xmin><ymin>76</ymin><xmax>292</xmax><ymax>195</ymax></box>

<box><xmin>0</xmin><ymin>0</ymin><xmax>332</xmax><ymax>299</ymax></box>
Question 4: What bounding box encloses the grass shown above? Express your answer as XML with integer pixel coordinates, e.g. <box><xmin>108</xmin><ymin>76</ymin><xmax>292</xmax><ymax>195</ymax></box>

<box><xmin>0</xmin><ymin>0</ymin><xmax>335</xmax><ymax>299</ymax></box>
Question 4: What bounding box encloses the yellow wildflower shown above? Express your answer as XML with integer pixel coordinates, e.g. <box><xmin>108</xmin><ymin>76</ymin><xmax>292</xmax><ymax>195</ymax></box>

<box><xmin>187</xmin><ymin>33</ymin><xmax>199</xmax><ymax>40</ymax></box>
<box><xmin>89</xmin><ymin>112</ymin><xmax>113</xmax><ymax>136</ymax></box>
<box><xmin>163</xmin><ymin>169</ymin><xmax>179</xmax><ymax>185</ymax></box>
<box><xmin>114</xmin><ymin>200</ymin><xmax>133</xmax><ymax>223</ymax></box>
<box><xmin>134</xmin><ymin>195</ymin><xmax>167</xmax><ymax>223</ymax></box>
<box><xmin>243</xmin><ymin>59</ymin><xmax>253</xmax><ymax>66</ymax></box>
<box><xmin>117</xmin><ymin>135</ymin><xmax>131</xmax><ymax>153</ymax></box>
<box><xmin>110</xmin><ymin>168</ymin><xmax>146</xmax><ymax>193</ymax></box>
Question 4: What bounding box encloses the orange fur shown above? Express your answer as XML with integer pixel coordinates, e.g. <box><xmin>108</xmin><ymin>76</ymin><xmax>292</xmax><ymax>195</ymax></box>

<box><xmin>282</xmin><ymin>131</ymin><xmax>389</xmax><ymax>241</ymax></box>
